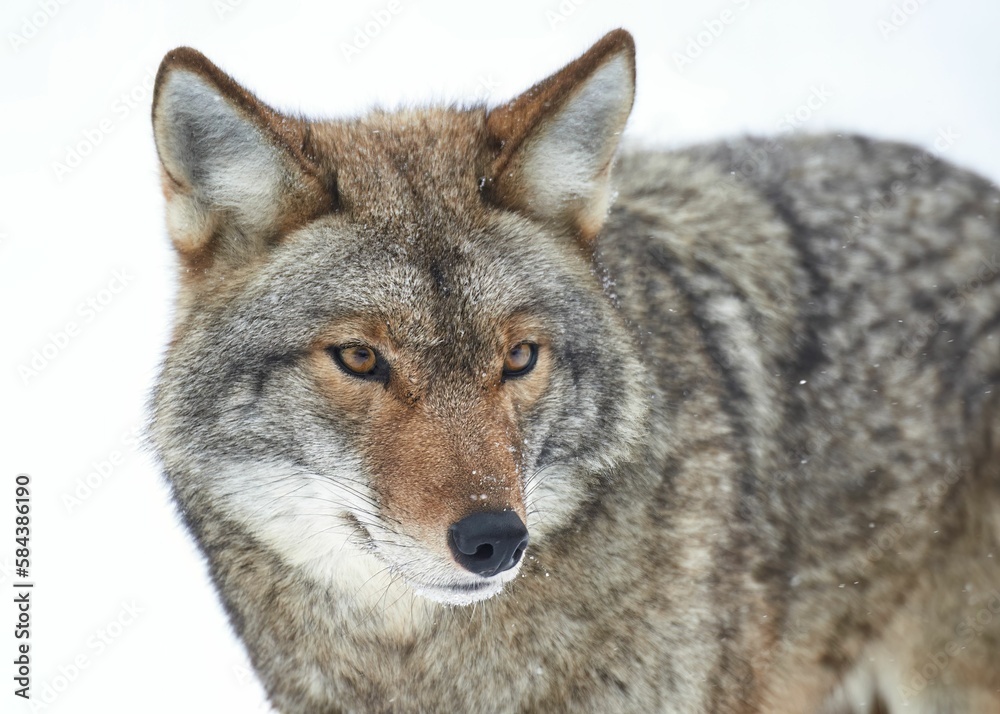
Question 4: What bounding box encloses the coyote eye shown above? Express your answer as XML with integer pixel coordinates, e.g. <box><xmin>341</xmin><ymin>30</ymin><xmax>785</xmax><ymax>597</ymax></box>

<box><xmin>503</xmin><ymin>342</ymin><xmax>537</xmax><ymax>379</ymax></box>
<box><xmin>331</xmin><ymin>345</ymin><xmax>386</xmax><ymax>381</ymax></box>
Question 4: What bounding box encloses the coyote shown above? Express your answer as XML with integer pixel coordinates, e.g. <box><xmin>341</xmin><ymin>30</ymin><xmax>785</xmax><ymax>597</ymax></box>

<box><xmin>150</xmin><ymin>30</ymin><xmax>1000</xmax><ymax>713</ymax></box>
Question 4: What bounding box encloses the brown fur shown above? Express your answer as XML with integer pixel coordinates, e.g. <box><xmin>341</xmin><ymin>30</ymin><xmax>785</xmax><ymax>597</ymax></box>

<box><xmin>150</xmin><ymin>30</ymin><xmax>1000</xmax><ymax>713</ymax></box>
<box><xmin>152</xmin><ymin>47</ymin><xmax>334</xmax><ymax>274</ymax></box>
<box><xmin>484</xmin><ymin>29</ymin><xmax>636</xmax><ymax>242</ymax></box>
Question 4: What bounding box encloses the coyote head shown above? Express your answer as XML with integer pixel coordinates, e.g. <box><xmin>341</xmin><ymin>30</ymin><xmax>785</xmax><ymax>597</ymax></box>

<box><xmin>151</xmin><ymin>30</ymin><xmax>648</xmax><ymax>606</ymax></box>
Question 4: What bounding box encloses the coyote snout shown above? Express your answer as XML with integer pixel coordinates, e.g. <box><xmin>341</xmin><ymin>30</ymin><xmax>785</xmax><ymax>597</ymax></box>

<box><xmin>448</xmin><ymin>510</ymin><xmax>529</xmax><ymax>577</ymax></box>
<box><xmin>362</xmin><ymin>393</ymin><xmax>532</xmax><ymax>603</ymax></box>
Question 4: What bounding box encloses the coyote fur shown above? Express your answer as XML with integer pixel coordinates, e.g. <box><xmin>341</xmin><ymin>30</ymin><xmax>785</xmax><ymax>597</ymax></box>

<box><xmin>150</xmin><ymin>30</ymin><xmax>1000</xmax><ymax>713</ymax></box>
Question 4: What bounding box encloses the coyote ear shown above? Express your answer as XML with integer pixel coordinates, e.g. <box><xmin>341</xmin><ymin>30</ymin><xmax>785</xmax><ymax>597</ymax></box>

<box><xmin>152</xmin><ymin>47</ymin><xmax>331</xmax><ymax>271</ymax></box>
<box><xmin>484</xmin><ymin>29</ymin><xmax>635</xmax><ymax>244</ymax></box>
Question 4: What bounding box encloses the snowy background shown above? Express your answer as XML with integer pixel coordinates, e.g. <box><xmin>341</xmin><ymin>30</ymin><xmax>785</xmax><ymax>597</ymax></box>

<box><xmin>2</xmin><ymin>0</ymin><xmax>998</xmax><ymax>711</ymax></box>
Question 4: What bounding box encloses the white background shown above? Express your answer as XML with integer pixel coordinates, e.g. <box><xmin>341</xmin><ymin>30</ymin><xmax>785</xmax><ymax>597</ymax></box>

<box><xmin>2</xmin><ymin>0</ymin><xmax>998</xmax><ymax>712</ymax></box>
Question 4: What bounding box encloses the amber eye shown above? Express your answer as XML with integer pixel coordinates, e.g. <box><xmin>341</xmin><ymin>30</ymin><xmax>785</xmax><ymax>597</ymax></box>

<box><xmin>503</xmin><ymin>342</ymin><xmax>538</xmax><ymax>379</ymax></box>
<box><xmin>331</xmin><ymin>345</ymin><xmax>385</xmax><ymax>380</ymax></box>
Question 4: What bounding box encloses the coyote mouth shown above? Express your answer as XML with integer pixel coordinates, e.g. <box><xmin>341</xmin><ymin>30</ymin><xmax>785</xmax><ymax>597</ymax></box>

<box><xmin>341</xmin><ymin>513</ymin><xmax>519</xmax><ymax>605</ymax></box>
<box><xmin>410</xmin><ymin>578</ymin><xmax>506</xmax><ymax>606</ymax></box>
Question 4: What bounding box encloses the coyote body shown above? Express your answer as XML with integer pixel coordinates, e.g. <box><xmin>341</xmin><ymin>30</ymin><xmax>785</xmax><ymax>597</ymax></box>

<box><xmin>150</xmin><ymin>32</ymin><xmax>1000</xmax><ymax>713</ymax></box>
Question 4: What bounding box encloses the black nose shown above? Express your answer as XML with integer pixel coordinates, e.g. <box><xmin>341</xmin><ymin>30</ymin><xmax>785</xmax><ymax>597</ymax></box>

<box><xmin>448</xmin><ymin>510</ymin><xmax>529</xmax><ymax>577</ymax></box>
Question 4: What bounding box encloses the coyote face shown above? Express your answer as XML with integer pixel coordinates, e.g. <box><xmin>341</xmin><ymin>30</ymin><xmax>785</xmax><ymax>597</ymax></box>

<box><xmin>151</xmin><ymin>34</ymin><xmax>647</xmax><ymax>606</ymax></box>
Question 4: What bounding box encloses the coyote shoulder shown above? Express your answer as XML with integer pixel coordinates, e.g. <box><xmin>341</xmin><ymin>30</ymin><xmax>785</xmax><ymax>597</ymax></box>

<box><xmin>150</xmin><ymin>29</ymin><xmax>1000</xmax><ymax>713</ymax></box>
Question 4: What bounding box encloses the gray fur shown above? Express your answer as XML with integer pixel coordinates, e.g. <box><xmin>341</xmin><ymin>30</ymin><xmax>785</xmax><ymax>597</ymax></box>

<box><xmin>150</xmin><ymin>38</ymin><xmax>1000</xmax><ymax>713</ymax></box>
